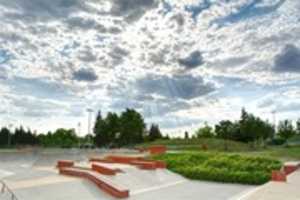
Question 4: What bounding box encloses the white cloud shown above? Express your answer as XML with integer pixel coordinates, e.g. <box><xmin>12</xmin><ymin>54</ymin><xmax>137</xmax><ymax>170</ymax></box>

<box><xmin>0</xmin><ymin>0</ymin><xmax>299</xmax><ymax>133</ymax></box>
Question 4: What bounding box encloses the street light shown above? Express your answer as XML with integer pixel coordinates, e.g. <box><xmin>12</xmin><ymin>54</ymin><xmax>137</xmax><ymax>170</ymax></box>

<box><xmin>86</xmin><ymin>108</ymin><xmax>94</xmax><ymax>135</ymax></box>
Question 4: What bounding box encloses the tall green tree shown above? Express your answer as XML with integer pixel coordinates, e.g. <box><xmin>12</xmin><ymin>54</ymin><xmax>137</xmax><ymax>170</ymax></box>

<box><xmin>148</xmin><ymin>124</ymin><xmax>163</xmax><ymax>141</ymax></box>
<box><xmin>105</xmin><ymin>112</ymin><xmax>121</xmax><ymax>147</ymax></box>
<box><xmin>119</xmin><ymin>109</ymin><xmax>146</xmax><ymax>146</ymax></box>
<box><xmin>196</xmin><ymin>123</ymin><xmax>214</xmax><ymax>138</ymax></box>
<box><xmin>184</xmin><ymin>131</ymin><xmax>189</xmax><ymax>139</ymax></box>
<box><xmin>296</xmin><ymin>119</ymin><xmax>300</xmax><ymax>135</ymax></box>
<box><xmin>0</xmin><ymin>127</ymin><xmax>10</xmax><ymax>146</ymax></box>
<box><xmin>278</xmin><ymin>120</ymin><xmax>296</xmax><ymax>141</ymax></box>
<box><xmin>94</xmin><ymin>111</ymin><xmax>110</xmax><ymax>147</ymax></box>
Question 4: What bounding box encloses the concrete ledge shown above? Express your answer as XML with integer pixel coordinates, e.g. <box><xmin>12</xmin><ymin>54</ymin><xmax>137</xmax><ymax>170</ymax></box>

<box><xmin>89</xmin><ymin>156</ymin><xmax>167</xmax><ymax>170</ymax></box>
<box><xmin>131</xmin><ymin>161</ymin><xmax>157</xmax><ymax>170</ymax></box>
<box><xmin>57</xmin><ymin>160</ymin><xmax>74</xmax><ymax>168</ymax></box>
<box><xmin>106</xmin><ymin>156</ymin><xmax>144</xmax><ymax>164</ymax></box>
<box><xmin>59</xmin><ymin>168</ymin><xmax>129</xmax><ymax>198</ymax></box>
<box><xmin>148</xmin><ymin>146</ymin><xmax>167</xmax><ymax>155</ymax></box>
<box><xmin>272</xmin><ymin>170</ymin><xmax>287</xmax><ymax>182</ymax></box>
<box><xmin>284</xmin><ymin>162</ymin><xmax>300</xmax><ymax>175</ymax></box>
<box><xmin>89</xmin><ymin>158</ymin><xmax>115</xmax><ymax>163</ymax></box>
<box><xmin>92</xmin><ymin>163</ymin><xmax>119</xmax><ymax>175</ymax></box>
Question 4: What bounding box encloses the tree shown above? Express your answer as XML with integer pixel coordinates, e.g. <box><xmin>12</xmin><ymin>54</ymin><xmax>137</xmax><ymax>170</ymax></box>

<box><xmin>196</xmin><ymin>123</ymin><xmax>214</xmax><ymax>138</ymax></box>
<box><xmin>119</xmin><ymin>109</ymin><xmax>146</xmax><ymax>146</ymax></box>
<box><xmin>215</xmin><ymin>120</ymin><xmax>238</xmax><ymax>150</ymax></box>
<box><xmin>184</xmin><ymin>131</ymin><xmax>189</xmax><ymax>139</ymax></box>
<box><xmin>148</xmin><ymin>124</ymin><xmax>163</xmax><ymax>141</ymax></box>
<box><xmin>94</xmin><ymin>111</ymin><xmax>110</xmax><ymax>147</ymax></box>
<box><xmin>0</xmin><ymin>127</ymin><xmax>10</xmax><ymax>146</ymax></box>
<box><xmin>52</xmin><ymin>128</ymin><xmax>78</xmax><ymax>148</ymax></box>
<box><xmin>215</xmin><ymin>120</ymin><xmax>236</xmax><ymax>140</ymax></box>
<box><xmin>239</xmin><ymin>108</ymin><xmax>274</xmax><ymax>147</ymax></box>
<box><xmin>278</xmin><ymin>120</ymin><xmax>296</xmax><ymax>141</ymax></box>
<box><xmin>105</xmin><ymin>112</ymin><xmax>121</xmax><ymax>147</ymax></box>
<box><xmin>296</xmin><ymin>119</ymin><xmax>300</xmax><ymax>135</ymax></box>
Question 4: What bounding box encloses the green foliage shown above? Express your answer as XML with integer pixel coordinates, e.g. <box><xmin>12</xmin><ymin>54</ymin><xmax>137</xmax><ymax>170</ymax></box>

<box><xmin>39</xmin><ymin>128</ymin><xmax>78</xmax><ymax>148</ymax></box>
<box><xmin>215</xmin><ymin>120</ymin><xmax>238</xmax><ymax>140</ymax></box>
<box><xmin>12</xmin><ymin>126</ymin><xmax>39</xmax><ymax>146</ymax></box>
<box><xmin>94</xmin><ymin>108</ymin><xmax>146</xmax><ymax>147</ymax></box>
<box><xmin>0</xmin><ymin>127</ymin><xmax>10</xmax><ymax>147</ymax></box>
<box><xmin>153</xmin><ymin>152</ymin><xmax>282</xmax><ymax>185</ymax></box>
<box><xmin>278</xmin><ymin>120</ymin><xmax>297</xmax><ymax>141</ymax></box>
<box><xmin>239</xmin><ymin>108</ymin><xmax>273</xmax><ymax>143</ymax></box>
<box><xmin>196</xmin><ymin>123</ymin><xmax>214</xmax><ymax>138</ymax></box>
<box><xmin>184</xmin><ymin>131</ymin><xmax>189</xmax><ymax>139</ymax></box>
<box><xmin>94</xmin><ymin>111</ymin><xmax>120</xmax><ymax>147</ymax></box>
<box><xmin>148</xmin><ymin>124</ymin><xmax>163</xmax><ymax>142</ymax></box>
<box><xmin>213</xmin><ymin>108</ymin><xmax>274</xmax><ymax>147</ymax></box>
<box><xmin>138</xmin><ymin>138</ymin><xmax>250</xmax><ymax>152</ymax></box>
<box><xmin>297</xmin><ymin>119</ymin><xmax>300</xmax><ymax>135</ymax></box>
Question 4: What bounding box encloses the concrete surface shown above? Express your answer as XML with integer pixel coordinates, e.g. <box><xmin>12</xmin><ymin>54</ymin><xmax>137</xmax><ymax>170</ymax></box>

<box><xmin>0</xmin><ymin>150</ymin><xmax>254</xmax><ymax>200</ymax></box>
<box><xmin>240</xmin><ymin>169</ymin><xmax>300</xmax><ymax>200</ymax></box>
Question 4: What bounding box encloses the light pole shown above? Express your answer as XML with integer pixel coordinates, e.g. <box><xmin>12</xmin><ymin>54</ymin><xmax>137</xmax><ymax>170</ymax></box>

<box><xmin>77</xmin><ymin>122</ymin><xmax>81</xmax><ymax>148</ymax></box>
<box><xmin>86</xmin><ymin>108</ymin><xmax>94</xmax><ymax>135</ymax></box>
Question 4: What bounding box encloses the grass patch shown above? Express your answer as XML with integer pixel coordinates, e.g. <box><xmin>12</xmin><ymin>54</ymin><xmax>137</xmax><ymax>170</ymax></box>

<box><xmin>153</xmin><ymin>152</ymin><xmax>282</xmax><ymax>185</ymax></box>
<box><xmin>139</xmin><ymin>138</ymin><xmax>251</xmax><ymax>152</ymax></box>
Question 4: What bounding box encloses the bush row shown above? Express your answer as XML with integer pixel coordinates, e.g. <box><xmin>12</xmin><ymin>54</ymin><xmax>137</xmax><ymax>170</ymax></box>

<box><xmin>153</xmin><ymin>152</ymin><xmax>282</xmax><ymax>185</ymax></box>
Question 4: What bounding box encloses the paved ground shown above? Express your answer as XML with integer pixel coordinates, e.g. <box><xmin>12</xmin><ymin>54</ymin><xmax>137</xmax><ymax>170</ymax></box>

<box><xmin>240</xmin><ymin>169</ymin><xmax>300</xmax><ymax>200</ymax></box>
<box><xmin>0</xmin><ymin>150</ymin><xmax>254</xmax><ymax>200</ymax></box>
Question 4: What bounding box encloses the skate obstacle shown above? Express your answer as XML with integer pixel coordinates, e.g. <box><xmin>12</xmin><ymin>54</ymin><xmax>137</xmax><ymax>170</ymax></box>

<box><xmin>57</xmin><ymin>155</ymin><xmax>166</xmax><ymax>198</ymax></box>
<box><xmin>59</xmin><ymin>167</ymin><xmax>129</xmax><ymax>198</ymax></box>
<box><xmin>272</xmin><ymin>162</ymin><xmax>300</xmax><ymax>182</ymax></box>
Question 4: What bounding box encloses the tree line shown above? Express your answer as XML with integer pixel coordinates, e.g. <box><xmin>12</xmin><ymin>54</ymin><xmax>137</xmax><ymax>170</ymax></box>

<box><xmin>0</xmin><ymin>108</ymin><xmax>164</xmax><ymax>148</ymax></box>
<box><xmin>93</xmin><ymin>109</ymin><xmax>164</xmax><ymax>148</ymax></box>
<box><xmin>0</xmin><ymin>108</ymin><xmax>299</xmax><ymax>148</ymax></box>
<box><xmin>193</xmin><ymin>108</ymin><xmax>300</xmax><ymax>147</ymax></box>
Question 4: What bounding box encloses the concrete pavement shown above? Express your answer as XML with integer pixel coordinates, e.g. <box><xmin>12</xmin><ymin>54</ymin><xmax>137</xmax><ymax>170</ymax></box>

<box><xmin>0</xmin><ymin>150</ymin><xmax>254</xmax><ymax>200</ymax></box>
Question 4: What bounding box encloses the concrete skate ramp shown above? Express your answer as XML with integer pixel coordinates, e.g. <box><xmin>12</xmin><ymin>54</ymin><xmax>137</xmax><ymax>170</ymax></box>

<box><xmin>103</xmin><ymin>165</ymin><xmax>185</xmax><ymax>194</ymax></box>
<box><xmin>0</xmin><ymin>150</ymin><xmax>254</xmax><ymax>200</ymax></box>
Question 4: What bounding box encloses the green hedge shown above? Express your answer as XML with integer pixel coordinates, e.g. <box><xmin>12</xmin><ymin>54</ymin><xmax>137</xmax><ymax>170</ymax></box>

<box><xmin>153</xmin><ymin>152</ymin><xmax>282</xmax><ymax>185</ymax></box>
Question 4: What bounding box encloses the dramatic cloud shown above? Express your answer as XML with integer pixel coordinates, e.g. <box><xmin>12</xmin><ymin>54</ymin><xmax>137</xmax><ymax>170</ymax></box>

<box><xmin>178</xmin><ymin>51</ymin><xmax>204</xmax><ymax>70</ymax></box>
<box><xmin>1</xmin><ymin>0</ymin><xmax>300</xmax><ymax>134</ymax></box>
<box><xmin>214</xmin><ymin>0</ymin><xmax>286</xmax><ymax>26</ymax></box>
<box><xmin>111</xmin><ymin>0</ymin><xmax>158</xmax><ymax>21</ymax></box>
<box><xmin>274</xmin><ymin>44</ymin><xmax>300</xmax><ymax>73</ymax></box>
<box><xmin>136</xmin><ymin>74</ymin><xmax>215</xmax><ymax>100</ymax></box>
<box><xmin>0</xmin><ymin>0</ymin><xmax>89</xmax><ymax>21</ymax></box>
<box><xmin>72</xmin><ymin>68</ymin><xmax>98</xmax><ymax>82</ymax></box>
<box><xmin>185</xmin><ymin>0</ymin><xmax>211</xmax><ymax>21</ymax></box>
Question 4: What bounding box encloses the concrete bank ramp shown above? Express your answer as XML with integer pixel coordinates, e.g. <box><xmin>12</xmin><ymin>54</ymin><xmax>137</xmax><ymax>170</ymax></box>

<box><xmin>105</xmin><ymin>165</ymin><xmax>185</xmax><ymax>194</ymax></box>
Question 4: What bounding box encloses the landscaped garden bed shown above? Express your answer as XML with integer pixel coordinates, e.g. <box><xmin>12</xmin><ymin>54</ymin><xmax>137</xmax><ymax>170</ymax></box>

<box><xmin>153</xmin><ymin>152</ymin><xmax>282</xmax><ymax>185</ymax></box>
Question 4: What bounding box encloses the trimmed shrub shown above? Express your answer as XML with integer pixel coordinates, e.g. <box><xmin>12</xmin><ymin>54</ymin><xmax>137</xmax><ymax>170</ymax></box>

<box><xmin>153</xmin><ymin>152</ymin><xmax>282</xmax><ymax>185</ymax></box>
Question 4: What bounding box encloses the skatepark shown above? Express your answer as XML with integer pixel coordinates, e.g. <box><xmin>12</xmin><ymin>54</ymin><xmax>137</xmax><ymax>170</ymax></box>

<box><xmin>0</xmin><ymin>149</ymin><xmax>254</xmax><ymax>200</ymax></box>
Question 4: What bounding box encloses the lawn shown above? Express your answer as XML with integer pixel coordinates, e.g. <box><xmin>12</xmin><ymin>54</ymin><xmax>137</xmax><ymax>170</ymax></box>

<box><xmin>139</xmin><ymin>138</ymin><xmax>300</xmax><ymax>161</ymax></box>
<box><xmin>139</xmin><ymin>138</ymin><xmax>251</xmax><ymax>152</ymax></box>
<box><xmin>152</xmin><ymin>152</ymin><xmax>282</xmax><ymax>185</ymax></box>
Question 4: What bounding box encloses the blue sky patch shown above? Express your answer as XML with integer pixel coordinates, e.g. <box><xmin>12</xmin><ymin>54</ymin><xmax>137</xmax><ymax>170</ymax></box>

<box><xmin>0</xmin><ymin>49</ymin><xmax>10</xmax><ymax>64</ymax></box>
<box><xmin>214</xmin><ymin>0</ymin><xmax>286</xmax><ymax>26</ymax></box>
<box><xmin>185</xmin><ymin>0</ymin><xmax>211</xmax><ymax>21</ymax></box>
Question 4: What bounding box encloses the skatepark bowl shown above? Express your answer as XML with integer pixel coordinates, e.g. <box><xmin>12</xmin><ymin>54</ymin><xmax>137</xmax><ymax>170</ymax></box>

<box><xmin>0</xmin><ymin>149</ymin><xmax>255</xmax><ymax>200</ymax></box>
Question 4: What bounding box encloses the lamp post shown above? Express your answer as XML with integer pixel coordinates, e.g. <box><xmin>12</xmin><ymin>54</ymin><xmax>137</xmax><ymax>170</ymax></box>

<box><xmin>86</xmin><ymin>108</ymin><xmax>94</xmax><ymax>135</ymax></box>
<box><xmin>77</xmin><ymin>122</ymin><xmax>81</xmax><ymax>148</ymax></box>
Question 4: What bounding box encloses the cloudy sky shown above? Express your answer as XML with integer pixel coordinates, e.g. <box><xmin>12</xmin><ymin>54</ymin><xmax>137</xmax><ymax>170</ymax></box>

<box><xmin>0</xmin><ymin>0</ymin><xmax>300</xmax><ymax>135</ymax></box>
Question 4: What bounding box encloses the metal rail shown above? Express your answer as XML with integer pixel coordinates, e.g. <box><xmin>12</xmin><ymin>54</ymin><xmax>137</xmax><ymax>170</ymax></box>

<box><xmin>0</xmin><ymin>180</ymin><xmax>18</xmax><ymax>200</ymax></box>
